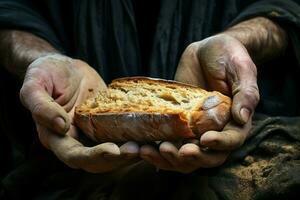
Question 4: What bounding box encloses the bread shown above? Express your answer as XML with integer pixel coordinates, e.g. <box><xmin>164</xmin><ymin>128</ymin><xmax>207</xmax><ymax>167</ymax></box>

<box><xmin>75</xmin><ymin>77</ymin><xmax>232</xmax><ymax>142</ymax></box>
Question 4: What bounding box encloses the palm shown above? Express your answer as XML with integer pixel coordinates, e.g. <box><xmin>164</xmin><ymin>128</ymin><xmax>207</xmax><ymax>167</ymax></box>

<box><xmin>49</xmin><ymin>59</ymin><xmax>105</xmax><ymax>117</ymax></box>
<box><xmin>21</xmin><ymin>55</ymin><xmax>140</xmax><ymax>173</ymax></box>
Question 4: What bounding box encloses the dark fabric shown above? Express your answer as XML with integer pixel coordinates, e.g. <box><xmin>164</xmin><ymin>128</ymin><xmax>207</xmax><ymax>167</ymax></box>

<box><xmin>1</xmin><ymin>0</ymin><xmax>300</xmax><ymax>200</ymax></box>
<box><xmin>0</xmin><ymin>0</ymin><xmax>255</xmax><ymax>82</ymax></box>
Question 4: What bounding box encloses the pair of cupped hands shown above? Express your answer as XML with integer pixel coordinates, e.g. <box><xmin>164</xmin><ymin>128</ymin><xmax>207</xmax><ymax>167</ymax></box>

<box><xmin>20</xmin><ymin>34</ymin><xmax>259</xmax><ymax>173</ymax></box>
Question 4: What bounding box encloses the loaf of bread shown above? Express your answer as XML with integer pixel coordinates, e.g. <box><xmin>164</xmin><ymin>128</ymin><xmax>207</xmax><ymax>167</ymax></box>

<box><xmin>75</xmin><ymin>77</ymin><xmax>231</xmax><ymax>142</ymax></box>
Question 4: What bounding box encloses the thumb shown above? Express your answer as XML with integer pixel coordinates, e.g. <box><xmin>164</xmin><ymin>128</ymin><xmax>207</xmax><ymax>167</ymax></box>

<box><xmin>231</xmin><ymin>85</ymin><xmax>259</xmax><ymax>124</ymax></box>
<box><xmin>20</xmin><ymin>79</ymin><xmax>70</xmax><ymax>135</ymax></box>
<box><xmin>229</xmin><ymin>60</ymin><xmax>260</xmax><ymax>125</ymax></box>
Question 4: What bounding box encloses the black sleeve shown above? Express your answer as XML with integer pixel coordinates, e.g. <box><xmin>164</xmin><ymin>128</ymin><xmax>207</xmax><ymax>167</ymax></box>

<box><xmin>0</xmin><ymin>0</ymin><xmax>66</xmax><ymax>53</ymax></box>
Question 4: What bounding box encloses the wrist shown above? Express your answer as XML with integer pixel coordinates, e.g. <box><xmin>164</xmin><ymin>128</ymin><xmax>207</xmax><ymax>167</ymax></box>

<box><xmin>0</xmin><ymin>30</ymin><xmax>60</xmax><ymax>80</ymax></box>
<box><xmin>222</xmin><ymin>17</ymin><xmax>288</xmax><ymax>64</ymax></box>
<box><xmin>29</xmin><ymin>53</ymin><xmax>70</xmax><ymax>65</ymax></box>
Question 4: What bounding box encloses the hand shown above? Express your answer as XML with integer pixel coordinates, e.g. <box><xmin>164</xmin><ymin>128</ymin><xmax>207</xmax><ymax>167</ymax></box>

<box><xmin>140</xmin><ymin>34</ymin><xmax>259</xmax><ymax>173</ymax></box>
<box><xmin>20</xmin><ymin>54</ymin><xmax>139</xmax><ymax>173</ymax></box>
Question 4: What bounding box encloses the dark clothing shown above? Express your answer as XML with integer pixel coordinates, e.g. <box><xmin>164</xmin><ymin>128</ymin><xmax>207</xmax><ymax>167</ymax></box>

<box><xmin>1</xmin><ymin>0</ymin><xmax>300</xmax><ymax>199</ymax></box>
<box><xmin>0</xmin><ymin>0</ymin><xmax>281</xmax><ymax>81</ymax></box>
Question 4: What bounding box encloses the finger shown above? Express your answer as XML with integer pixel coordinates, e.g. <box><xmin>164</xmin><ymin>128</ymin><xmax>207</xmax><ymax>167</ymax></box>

<box><xmin>231</xmin><ymin>83</ymin><xmax>259</xmax><ymax>125</ymax></box>
<box><xmin>50</xmin><ymin>135</ymin><xmax>121</xmax><ymax>166</ymax></box>
<box><xmin>43</xmin><ymin>126</ymin><xmax>126</xmax><ymax>172</ymax></box>
<box><xmin>200</xmin><ymin>118</ymin><xmax>252</xmax><ymax>150</ymax></box>
<box><xmin>120</xmin><ymin>141</ymin><xmax>139</xmax><ymax>159</ymax></box>
<box><xmin>178</xmin><ymin>143</ymin><xmax>204</xmax><ymax>157</ymax></box>
<box><xmin>183</xmin><ymin>138</ymin><xmax>200</xmax><ymax>145</ymax></box>
<box><xmin>20</xmin><ymin>79</ymin><xmax>70</xmax><ymax>135</ymax></box>
<box><xmin>159</xmin><ymin>142</ymin><xmax>198</xmax><ymax>173</ymax></box>
<box><xmin>159</xmin><ymin>142</ymin><xmax>181</xmax><ymax>167</ymax></box>
<box><xmin>140</xmin><ymin>145</ymin><xmax>173</xmax><ymax>170</ymax></box>
<box><xmin>228</xmin><ymin>58</ymin><xmax>260</xmax><ymax>124</ymax></box>
<box><xmin>179</xmin><ymin>143</ymin><xmax>229</xmax><ymax>168</ymax></box>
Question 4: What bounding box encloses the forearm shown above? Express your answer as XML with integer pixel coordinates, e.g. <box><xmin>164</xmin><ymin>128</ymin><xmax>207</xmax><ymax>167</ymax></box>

<box><xmin>0</xmin><ymin>30</ymin><xmax>59</xmax><ymax>79</ymax></box>
<box><xmin>223</xmin><ymin>17</ymin><xmax>288</xmax><ymax>64</ymax></box>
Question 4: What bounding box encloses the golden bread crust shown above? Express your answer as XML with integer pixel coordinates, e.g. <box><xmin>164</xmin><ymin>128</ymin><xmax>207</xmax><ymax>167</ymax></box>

<box><xmin>75</xmin><ymin>77</ymin><xmax>231</xmax><ymax>142</ymax></box>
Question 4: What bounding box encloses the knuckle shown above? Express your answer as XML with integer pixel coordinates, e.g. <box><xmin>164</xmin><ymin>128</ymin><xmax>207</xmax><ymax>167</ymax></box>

<box><xmin>222</xmin><ymin>130</ymin><xmax>246</xmax><ymax>149</ymax></box>
<box><xmin>231</xmin><ymin>55</ymin><xmax>247</xmax><ymax>65</ymax></box>
<box><xmin>185</xmin><ymin>42</ymin><xmax>200</xmax><ymax>54</ymax></box>
<box><xmin>243</xmin><ymin>85</ymin><xmax>260</xmax><ymax>106</ymax></box>
<box><xmin>19</xmin><ymin>81</ymin><xmax>34</xmax><ymax>106</ymax></box>
<box><xmin>187</xmin><ymin>42</ymin><xmax>198</xmax><ymax>50</ymax></box>
<box><xmin>19</xmin><ymin>87</ymin><xmax>27</xmax><ymax>106</ymax></box>
<box><xmin>31</xmin><ymin>101</ymin><xmax>47</xmax><ymax>119</ymax></box>
<box><xmin>232</xmin><ymin>84</ymin><xmax>260</xmax><ymax>114</ymax></box>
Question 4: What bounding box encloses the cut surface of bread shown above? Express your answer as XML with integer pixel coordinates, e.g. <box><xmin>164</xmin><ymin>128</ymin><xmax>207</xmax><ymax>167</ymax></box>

<box><xmin>75</xmin><ymin>77</ymin><xmax>232</xmax><ymax>142</ymax></box>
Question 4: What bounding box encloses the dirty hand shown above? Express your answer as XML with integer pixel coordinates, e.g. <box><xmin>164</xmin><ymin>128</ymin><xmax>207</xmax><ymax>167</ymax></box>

<box><xmin>20</xmin><ymin>54</ymin><xmax>139</xmax><ymax>173</ymax></box>
<box><xmin>141</xmin><ymin>34</ymin><xmax>259</xmax><ymax>173</ymax></box>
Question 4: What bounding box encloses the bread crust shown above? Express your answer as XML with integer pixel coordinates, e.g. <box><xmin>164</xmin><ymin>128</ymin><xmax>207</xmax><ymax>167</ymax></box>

<box><xmin>111</xmin><ymin>76</ymin><xmax>203</xmax><ymax>89</ymax></box>
<box><xmin>75</xmin><ymin>77</ymin><xmax>232</xmax><ymax>142</ymax></box>
<box><xmin>190</xmin><ymin>92</ymin><xmax>231</xmax><ymax>135</ymax></box>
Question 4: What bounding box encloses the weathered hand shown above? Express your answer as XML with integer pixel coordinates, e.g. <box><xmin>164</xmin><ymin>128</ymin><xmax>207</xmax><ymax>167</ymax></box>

<box><xmin>141</xmin><ymin>34</ymin><xmax>259</xmax><ymax>173</ymax></box>
<box><xmin>20</xmin><ymin>54</ymin><xmax>139</xmax><ymax>173</ymax></box>
<box><xmin>175</xmin><ymin>34</ymin><xmax>259</xmax><ymax>123</ymax></box>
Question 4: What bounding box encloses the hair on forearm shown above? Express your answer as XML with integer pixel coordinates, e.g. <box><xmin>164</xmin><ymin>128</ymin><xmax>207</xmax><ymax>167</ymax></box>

<box><xmin>0</xmin><ymin>30</ymin><xmax>59</xmax><ymax>80</ymax></box>
<box><xmin>224</xmin><ymin>17</ymin><xmax>288</xmax><ymax>64</ymax></box>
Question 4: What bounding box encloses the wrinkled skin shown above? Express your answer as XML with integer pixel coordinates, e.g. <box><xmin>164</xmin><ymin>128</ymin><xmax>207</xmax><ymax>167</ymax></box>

<box><xmin>20</xmin><ymin>54</ymin><xmax>140</xmax><ymax>173</ymax></box>
<box><xmin>140</xmin><ymin>34</ymin><xmax>260</xmax><ymax>173</ymax></box>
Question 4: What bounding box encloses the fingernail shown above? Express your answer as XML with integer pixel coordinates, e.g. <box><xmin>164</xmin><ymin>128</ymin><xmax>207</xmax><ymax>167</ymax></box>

<box><xmin>240</xmin><ymin>108</ymin><xmax>250</xmax><ymax>124</ymax></box>
<box><xmin>53</xmin><ymin>117</ymin><xmax>66</xmax><ymax>134</ymax></box>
